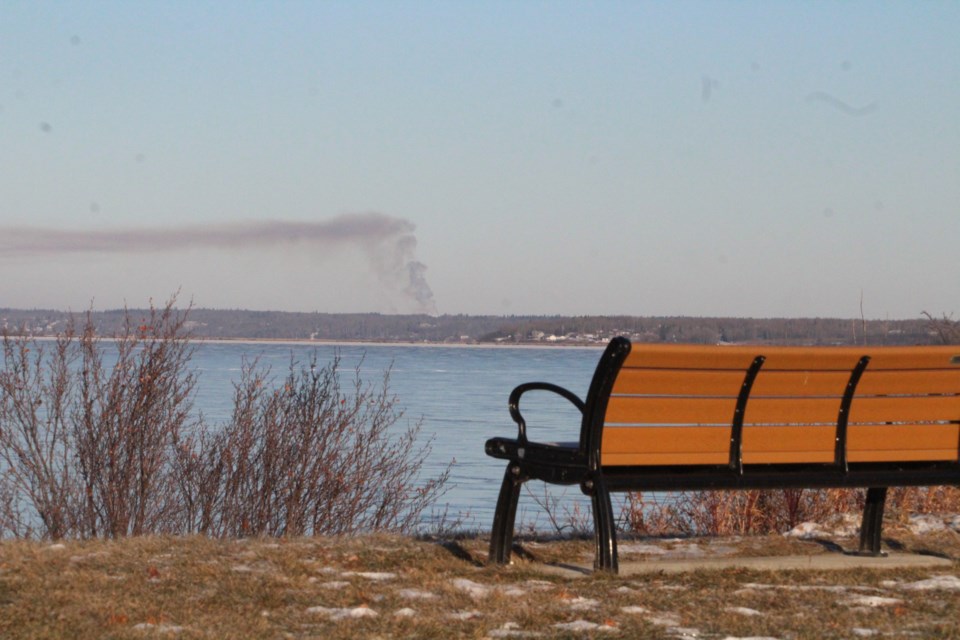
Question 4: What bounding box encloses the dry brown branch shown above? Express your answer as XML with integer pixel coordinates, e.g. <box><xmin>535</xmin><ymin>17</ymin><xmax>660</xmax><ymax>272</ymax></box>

<box><xmin>182</xmin><ymin>354</ymin><xmax>450</xmax><ymax>537</ymax></box>
<box><xmin>922</xmin><ymin>311</ymin><xmax>960</xmax><ymax>345</ymax></box>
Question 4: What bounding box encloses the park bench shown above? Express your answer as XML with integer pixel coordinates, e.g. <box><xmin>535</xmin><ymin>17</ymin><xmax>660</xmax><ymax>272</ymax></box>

<box><xmin>485</xmin><ymin>337</ymin><xmax>960</xmax><ymax>573</ymax></box>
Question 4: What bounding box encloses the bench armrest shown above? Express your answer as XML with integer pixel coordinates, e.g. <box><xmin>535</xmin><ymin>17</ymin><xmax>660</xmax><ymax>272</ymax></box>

<box><xmin>508</xmin><ymin>382</ymin><xmax>586</xmax><ymax>445</ymax></box>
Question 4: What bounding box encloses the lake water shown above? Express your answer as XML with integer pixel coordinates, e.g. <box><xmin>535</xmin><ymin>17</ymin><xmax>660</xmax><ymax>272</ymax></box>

<box><xmin>191</xmin><ymin>341</ymin><xmax>604</xmax><ymax>531</ymax></box>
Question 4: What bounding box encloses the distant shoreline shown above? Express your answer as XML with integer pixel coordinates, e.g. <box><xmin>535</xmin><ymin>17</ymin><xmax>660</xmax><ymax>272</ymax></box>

<box><xmin>3</xmin><ymin>308</ymin><xmax>941</xmax><ymax>347</ymax></box>
<box><xmin>192</xmin><ymin>337</ymin><xmax>604</xmax><ymax>349</ymax></box>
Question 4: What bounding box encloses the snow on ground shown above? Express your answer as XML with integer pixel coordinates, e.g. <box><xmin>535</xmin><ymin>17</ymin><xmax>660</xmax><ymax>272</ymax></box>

<box><xmin>451</xmin><ymin>577</ymin><xmax>526</xmax><ymax>599</ymax></box>
<box><xmin>787</xmin><ymin>513</ymin><xmax>960</xmax><ymax>540</ymax></box>
<box><xmin>340</xmin><ymin>571</ymin><xmax>396</xmax><ymax>580</ymax></box>
<box><xmin>132</xmin><ymin>622</ymin><xmax>186</xmax><ymax>634</ymax></box>
<box><xmin>447</xmin><ymin>610</ymin><xmax>483</xmax><ymax>621</ymax></box>
<box><xmin>883</xmin><ymin>575</ymin><xmax>960</xmax><ymax>591</ymax></box>
<box><xmin>306</xmin><ymin>605</ymin><xmax>378</xmax><ymax>620</ymax></box>
<box><xmin>645</xmin><ymin>613</ymin><xmax>683</xmax><ymax>627</ymax></box>
<box><xmin>567</xmin><ymin>596</ymin><xmax>600</xmax><ymax>611</ymax></box>
<box><xmin>451</xmin><ymin>577</ymin><xmax>493</xmax><ymax>599</ymax></box>
<box><xmin>907</xmin><ymin>514</ymin><xmax>948</xmax><ymax>534</ymax></box>
<box><xmin>314</xmin><ymin>580</ymin><xmax>350</xmax><ymax>590</ymax></box>
<box><xmin>397</xmin><ymin>587</ymin><xmax>439</xmax><ymax>600</ymax></box>
<box><xmin>552</xmin><ymin>619</ymin><xmax>617</xmax><ymax>633</ymax></box>
<box><xmin>620</xmin><ymin>605</ymin><xmax>649</xmax><ymax>614</ymax></box>
<box><xmin>486</xmin><ymin>622</ymin><xmax>545</xmax><ymax>638</ymax></box>
<box><xmin>842</xmin><ymin>595</ymin><xmax>903</xmax><ymax>608</ymax></box>
<box><xmin>735</xmin><ymin>583</ymin><xmax>876</xmax><ymax>595</ymax></box>
<box><xmin>785</xmin><ymin>513</ymin><xmax>861</xmax><ymax>540</ymax></box>
<box><xmin>617</xmin><ymin>543</ymin><xmax>666</xmax><ymax>555</ymax></box>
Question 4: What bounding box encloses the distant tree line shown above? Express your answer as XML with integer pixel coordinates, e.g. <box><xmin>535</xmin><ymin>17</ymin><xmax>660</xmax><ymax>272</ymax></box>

<box><xmin>0</xmin><ymin>307</ymin><xmax>956</xmax><ymax>346</ymax></box>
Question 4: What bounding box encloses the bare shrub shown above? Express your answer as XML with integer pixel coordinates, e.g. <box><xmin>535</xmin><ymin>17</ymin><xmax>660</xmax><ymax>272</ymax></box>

<box><xmin>923</xmin><ymin>311</ymin><xmax>960</xmax><ymax>345</ymax></box>
<box><xmin>520</xmin><ymin>484</ymin><xmax>594</xmax><ymax>538</ymax></box>
<box><xmin>886</xmin><ymin>486</ymin><xmax>960</xmax><ymax>521</ymax></box>
<box><xmin>0</xmin><ymin>299</ymin><xmax>198</xmax><ymax>539</ymax></box>
<box><xmin>0</xmin><ymin>327</ymin><xmax>81</xmax><ymax>538</ymax></box>
<box><xmin>1</xmin><ymin>296</ymin><xmax>449</xmax><ymax>540</ymax></box>
<box><xmin>625</xmin><ymin>488</ymin><xmax>864</xmax><ymax>537</ymax></box>
<box><xmin>178</xmin><ymin>354</ymin><xmax>450</xmax><ymax>537</ymax></box>
<box><xmin>71</xmin><ymin>302</ymin><xmax>199</xmax><ymax>537</ymax></box>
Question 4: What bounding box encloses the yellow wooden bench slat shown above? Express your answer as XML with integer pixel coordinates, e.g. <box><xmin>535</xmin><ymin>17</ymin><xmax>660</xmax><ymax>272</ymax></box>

<box><xmin>847</xmin><ymin>395</ymin><xmax>960</xmax><ymax>423</ymax></box>
<box><xmin>601</xmin><ymin>423</ymin><xmax>960</xmax><ymax>466</ymax></box>
<box><xmin>614</xmin><ymin>368</ymin><xmax>960</xmax><ymax>397</ymax></box>
<box><xmin>622</xmin><ymin>344</ymin><xmax>960</xmax><ymax>371</ymax></box>
<box><xmin>605</xmin><ymin>395</ymin><xmax>960</xmax><ymax>427</ymax></box>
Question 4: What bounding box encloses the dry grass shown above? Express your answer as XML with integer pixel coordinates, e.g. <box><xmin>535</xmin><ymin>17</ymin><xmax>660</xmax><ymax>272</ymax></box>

<box><xmin>2</xmin><ymin>522</ymin><xmax>959</xmax><ymax>639</ymax></box>
<box><xmin>626</xmin><ymin>487</ymin><xmax>960</xmax><ymax>537</ymax></box>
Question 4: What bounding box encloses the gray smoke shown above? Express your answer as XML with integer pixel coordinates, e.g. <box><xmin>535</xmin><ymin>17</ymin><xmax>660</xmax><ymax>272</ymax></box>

<box><xmin>0</xmin><ymin>212</ymin><xmax>438</xmax><ymax>314</ymax></box>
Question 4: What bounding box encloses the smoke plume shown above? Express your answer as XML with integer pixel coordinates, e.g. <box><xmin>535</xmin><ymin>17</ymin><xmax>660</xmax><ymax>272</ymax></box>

<box><xmin>0</xmin><ymin>212</ymin><xmax>437</xmax><ymax>314</ymax></box>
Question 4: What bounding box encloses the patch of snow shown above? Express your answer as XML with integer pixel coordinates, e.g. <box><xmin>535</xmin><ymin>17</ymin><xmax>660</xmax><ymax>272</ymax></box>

<box><xmin>621</xmin><ymin>605</ymin><xmax>649</xmax><ymax>614</ymax></box>
<box><xmin>907</xmin><ymin>514</ymin><xmax>947</xmax><ymax>534</ymax></box>
<box><xmin>132</xmin><ymin>623</ymin><xmax>185</xmax><ymax>634</ymax></box>
<box><xmin>316</xmin><ymin>581</ymin><xmax>350</xmax><ymax>590</ymax></box>
<box><xmin>948</xmin><ymin>515</ymin><xmax>960</xmax><ymax>532</ymax></box>
<box><xmin>342</xmin><ymin>571</ymin><xmax>396</xmax><ymax>581</ymax></box>
<box><xmin>739</xmin><ymin>583</ymin><xmax>862</xmax><ymax>594</ymax></box>
<box><xmin>647</xmin><ymin>613</ymin><xmax>682</xmax><ymax>627</ymax></box>
<box><xmin>568</xmin><ymin>597</ymin><xmax>600</xmax><ymax>611</ymax></box>
<box><xmin>452</xmin><ymin>578</ymin><xmax>492</xmax><ymax>599</ymax></box>
<box><xmin>230</xmin><ymin>564</ymin><xmax>253</xmax><ymax>573</ymax></box>
<box><xmin>487</xmin><ymin>622</ymin><xmax>545</xmax><ymax>638</ymax></box>
<box><xmin>500</xmin><ymin>584</ymin><xmax>528</xmax><ymax>597</ymax></box>
<box><xmin>663</xmin><ymin>543</ymin><xmax>705</xmax><ymax>558</ymax></box>
<box><xmin>720</xmin><ymin>637</ymin><xmax>781</xmax><ymax>640</ymax></box>
<box><xmin>46</xmin><ymin>543</ymin><xmax>66</xmax><ymax>551</ymax></box>
<box><xmin>447</xmin><ymin>610</ymin><xmax>483</xmax><ymax>621</ymax></box>
<box><xmin>851</xmin><ymin>629</ymin><xmax>879</xmax><ymax>637</ymax></box>
<box><xmin>726</xmin><ymin>606</ymin><xmax>764</xmax><ymax>616</ymax></box>
<box><xmin>898</xmin><ymin>575</ymin><xmax>960</xmax><ymax>591</ymax></box>
<box><xmin>784</xmin><ymin>522</ymin><xmax>827</xmax><ymax>539</ymax></box>
<box><xmin>69</xmin><ymin>551</ymin><xmax>111</xmax><ymax>563</ymax></box>
<box><xmin>553</xmin><ymin>620</ymin><xmax>617</xmax><ymax>633</ymax></box>
<box><xmin>842</xmin><ymin>595</ymin><xmax>903</xmax><ymax>608</ymax></box>
<box><xmin>523</xmin><ymin>579</ymin><xmax>555</xmax><ymax>591</ymax></box>
<box><xmin>397</xmin><ymin>588</ymin><xmax>438</xmax><ymax>600</ymax></box>
<box><xmin>618</xmin><ymin>543</ymin><xmax>666</xmax><ymax>555</ymax></box>
<box><xmin>830</xmin><ymin>513</ymin><xmax>862</xmax><ymax>537</ymax></box>
<box><xmin>394</xmin><ymin>608</ymin><xmax>417</xmax><ymax>618</ymax></box>
<box><xmin>307</xmin><ymin>605</ymin><xmax>378</xmax><ymax>620</ymax></box>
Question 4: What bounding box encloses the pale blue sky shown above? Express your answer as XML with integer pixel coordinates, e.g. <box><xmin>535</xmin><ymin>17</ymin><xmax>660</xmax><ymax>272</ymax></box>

<box><xmin>1</xmin><ymin>1</ymin><xmax>957</xmax><ymax>318</ymax></box>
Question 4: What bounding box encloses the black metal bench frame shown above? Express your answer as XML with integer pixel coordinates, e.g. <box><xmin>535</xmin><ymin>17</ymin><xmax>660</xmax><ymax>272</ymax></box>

<box><xmin>485</xmin><ymin>337</ymin><xmax>960</xmax><ymax>573</ymax></box>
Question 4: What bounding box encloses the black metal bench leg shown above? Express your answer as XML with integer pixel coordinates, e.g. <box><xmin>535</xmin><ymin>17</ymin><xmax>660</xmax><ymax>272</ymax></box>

<box><xmin>589</xmin><ymin>476</ymin><xmax>618</xmax><ymax>573</ymax></box>
<box><xmin>858</xmin><ymin>487</ymin><xmax>888</xmax><ymax>556</ymax></box>
<box><xmin>489</xmin><ymin>463</ymin><xmax>524</xmax><ymax>565</ymax></box>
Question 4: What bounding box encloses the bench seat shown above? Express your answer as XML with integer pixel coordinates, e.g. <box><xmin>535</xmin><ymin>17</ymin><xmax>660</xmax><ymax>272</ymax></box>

<box><xmin>485</xmin><ymin>337</ymin><xmax>960</xmax><ymax>573</ymax></box>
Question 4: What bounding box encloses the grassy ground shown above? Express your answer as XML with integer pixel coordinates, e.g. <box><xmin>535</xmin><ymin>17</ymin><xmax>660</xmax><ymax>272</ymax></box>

<box><xmin>1</xmin><ymin>523</ymin><xmax>959</xmax><ymax>639</ymax></box>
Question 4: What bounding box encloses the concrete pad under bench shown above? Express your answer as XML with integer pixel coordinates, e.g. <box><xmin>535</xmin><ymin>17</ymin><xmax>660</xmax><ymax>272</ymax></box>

<box><xmin>537</xmin><ymin>552</ymin><xmax>956</xmax><ymax>577</ymax></box>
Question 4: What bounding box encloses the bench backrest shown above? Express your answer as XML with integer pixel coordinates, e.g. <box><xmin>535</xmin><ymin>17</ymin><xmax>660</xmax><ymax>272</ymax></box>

<box><xmin>585</xmin><ymin>338</ymin><xmax>960</xmax><ymax>468</ymax></box>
